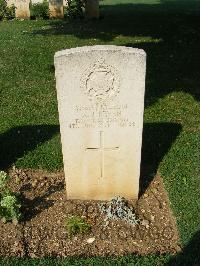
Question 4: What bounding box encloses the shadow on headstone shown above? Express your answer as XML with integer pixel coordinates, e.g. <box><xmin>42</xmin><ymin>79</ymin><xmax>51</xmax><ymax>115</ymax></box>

<box><xmin>49</xmin><ymin>0</ymin><xmax>64</xmax><ymax>18</ymax></box>
<box><xmin>0</xmin><ymin>125</ymin><xmax>59</xmax><ymax>170</ymax></box>
<box><xmin>139</xmin><ymin>122</ymin><xmax>182</xmax><ymax>197</ymax></box>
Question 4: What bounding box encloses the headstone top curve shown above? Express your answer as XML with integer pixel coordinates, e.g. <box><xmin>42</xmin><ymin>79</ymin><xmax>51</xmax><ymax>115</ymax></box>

<box><xmin>54</xmin><ymin>45</ymin><xmax>146</xmax><ymax>60</ymax></box>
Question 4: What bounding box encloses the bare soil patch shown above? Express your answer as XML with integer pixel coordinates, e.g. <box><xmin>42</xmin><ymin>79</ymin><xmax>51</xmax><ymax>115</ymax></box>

<box><xmin>0</xmin><ymin>168</ymin><xmax>180</xmax><ymax>258</ymax></box>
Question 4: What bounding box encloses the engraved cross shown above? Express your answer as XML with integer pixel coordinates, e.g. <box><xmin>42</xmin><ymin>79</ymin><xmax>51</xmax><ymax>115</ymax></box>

<box><xmin>86</xmin><ymin>131</ymin><xmax>119</xmax><ymax>180</ymax></box>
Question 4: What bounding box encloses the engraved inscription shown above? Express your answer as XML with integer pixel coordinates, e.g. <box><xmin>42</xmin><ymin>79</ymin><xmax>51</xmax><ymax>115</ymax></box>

<box><xmin>81</xmin><ymin>59</ymin><xmax>120</xmax><ymax>103</ymax></box>
<box><xmin>69</xmin><ymin>103</ymin><xmax>135</xmax><ymax>129</ymax></box>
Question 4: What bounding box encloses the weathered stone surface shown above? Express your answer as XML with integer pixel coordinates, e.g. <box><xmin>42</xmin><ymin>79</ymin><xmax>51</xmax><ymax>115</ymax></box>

<box><xmin>63</xmin><ymin>0</ymin><xmax>68</xmax><ymax>6</ymax></box>
<box><xmin>85</xmin><ymin>0</ymin><xmax>99</xmax><ymax>19</ymax></box>
<box><xmin>49</xmin><ymin>0</ymin><xmax>64</xmax><ymax>18</ymax></box>
<box><xmin>54</xmin><ymin>45</ymin><xmax>146</xmax><ymax>200</ymax></box>
<box><xmin>7</xmin><ymin>0</ymin><xmax>30</xmax><ymax>18</ymax></box>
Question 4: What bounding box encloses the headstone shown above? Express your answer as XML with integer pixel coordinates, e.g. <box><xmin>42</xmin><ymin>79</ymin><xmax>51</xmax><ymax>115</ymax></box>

<box><xmin>7</xmin><ymin>0</ymin><xmax>30</xmax><ymax>18</ymax></box>
<box><xmin>49</xmin><ymin>0</ymin><xmax>64</xmax><ymax>18</ymax></box>
<box><xmin>15</xmin><ymin>0</ymin><xmax>30</xmax><ymax>19</ymax></box>
<box><xmin>31</xmin><ymin>0</ymin><xmax>43</xmax><ymax>3</ymax></box>
<box><xmin>63</xmin><ymin>0</ymin><xmax>68</xmax><ymax>6</ymax></box>
<box><xmin>85</xmin><ymin>0</ymin><xmax>99</xmax><ymax>19</ymax></box>
<box><xmin>54</xmin><ymin>45</ymin><xmax>146</xmax><ymax>200</ymax></box>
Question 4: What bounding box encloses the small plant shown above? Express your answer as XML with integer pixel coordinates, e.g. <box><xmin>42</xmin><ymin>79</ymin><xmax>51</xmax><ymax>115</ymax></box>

<box><xmin>0</xmin><ymin>171</ymin><xmax>21</xmax><ymax>223</ymax></box>
<box><xmin>30</xmin><ymin>0</ymin><xmax>49</xmax><ymax>19</ymax></box>
<box><xmin>65</xmin><ymin>215</ymin><xmax>91</xmax><ymax>237</ymax></box>
<box><xmin>0</xmin><ymin>0</ymin><xmax>15</xmax><ymax>20</ymax></box>
<box><xmin>64</xmin><ymin>0</ymin><xmax>84</xmax><ymax>20</ymax></box>
<box><xmin>99</xmin><ymin>196</ymin><xmax>140</xmax><ymax>226</ymax></box>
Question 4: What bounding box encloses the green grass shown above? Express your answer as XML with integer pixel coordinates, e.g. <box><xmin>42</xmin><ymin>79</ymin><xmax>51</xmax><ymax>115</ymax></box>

<box><xmin>0</xmin><ymin>0</ymin><xmax>200</xmax><ymax>265</ymax></box>
<box><xmin>0</xmin><ymin>254</ymin><xmax>171</xmax><ymax>266</ymax></box>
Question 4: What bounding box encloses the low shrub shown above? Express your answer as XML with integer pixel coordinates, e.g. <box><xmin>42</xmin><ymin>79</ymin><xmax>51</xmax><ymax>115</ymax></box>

<box><xmin>0</xmin><ymin>171</ymin><xmax>21</xmax><ymax>223</ymax></box>
<box><xmin>30</xmin><ymin>0</ymin><xmax>49</xmax><ymax>19</ymax></box>
<box><xmin>64</xmin><ymin>0</ymin><xmax>84</xmax><ymax>20</ymax></box>
<box><xmin>65</xmin><ymin>215</ymin><xmax>91</xmax><ymax>237</ymax></box>
<box><xmin>0</xmin><ymin>0</ymin><xmax>15</xmax><ymax>20</ymax></box>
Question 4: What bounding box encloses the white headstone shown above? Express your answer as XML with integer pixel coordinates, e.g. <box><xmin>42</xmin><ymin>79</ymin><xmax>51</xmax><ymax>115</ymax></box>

<box><xmin>49</xmin><ymin>0</ymin><xmax>64</xmax><ymax>18</ymax></box>
<box><xmin>31</xmin><ymin>0</ymin><xmax>43</xmax><ymax>3</ymax></box>
<box><xmin>63</xmin><ymin>0</ymin><xmax>68</xmax><ymax>6</ymax></box>
<box><xmin>54</xmin><ymin>45</ymin><xmax>146</xmax><ymax>200</ymax></box>
<box><xmin>15</xmin><ymin>0</ymin><xmax>30</xmax><ymax>19</ymax></box>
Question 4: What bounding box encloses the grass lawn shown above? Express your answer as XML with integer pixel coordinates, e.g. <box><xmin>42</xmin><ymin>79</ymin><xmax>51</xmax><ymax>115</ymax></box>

<box><xmin>0</xmin><ymin>0</ymin><xmax>200</xmax><ymax>265</ymax></box>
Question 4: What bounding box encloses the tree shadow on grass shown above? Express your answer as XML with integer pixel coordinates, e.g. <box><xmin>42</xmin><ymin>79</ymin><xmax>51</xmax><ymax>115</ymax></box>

<box><xmin>0</xmin><ymin>125</ymin><xmax>59</xmax><ymax>170</ymax></box>
<box><xmin>140</xmin><ymin>122</ymin><xmax>182</xmax><ymax>196</ymax></box>
<box><xmin>29</xmin><ymin>1</ymin><xmax>200</xmax><ymax>106</ymax></box>
<box><xmin>0</xmin><ymin>122</ymin><xmax>181</xmax><ymax>201</ymax></box>
<box><xmin>0</xmin><ymin>125</ymin><xmax>62</xmax><ymax>219</ymax></box>
<box><xmin>166</xmin><ymin>230</ymin><xmax>200</xmax><ymax>266</ymax></box>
